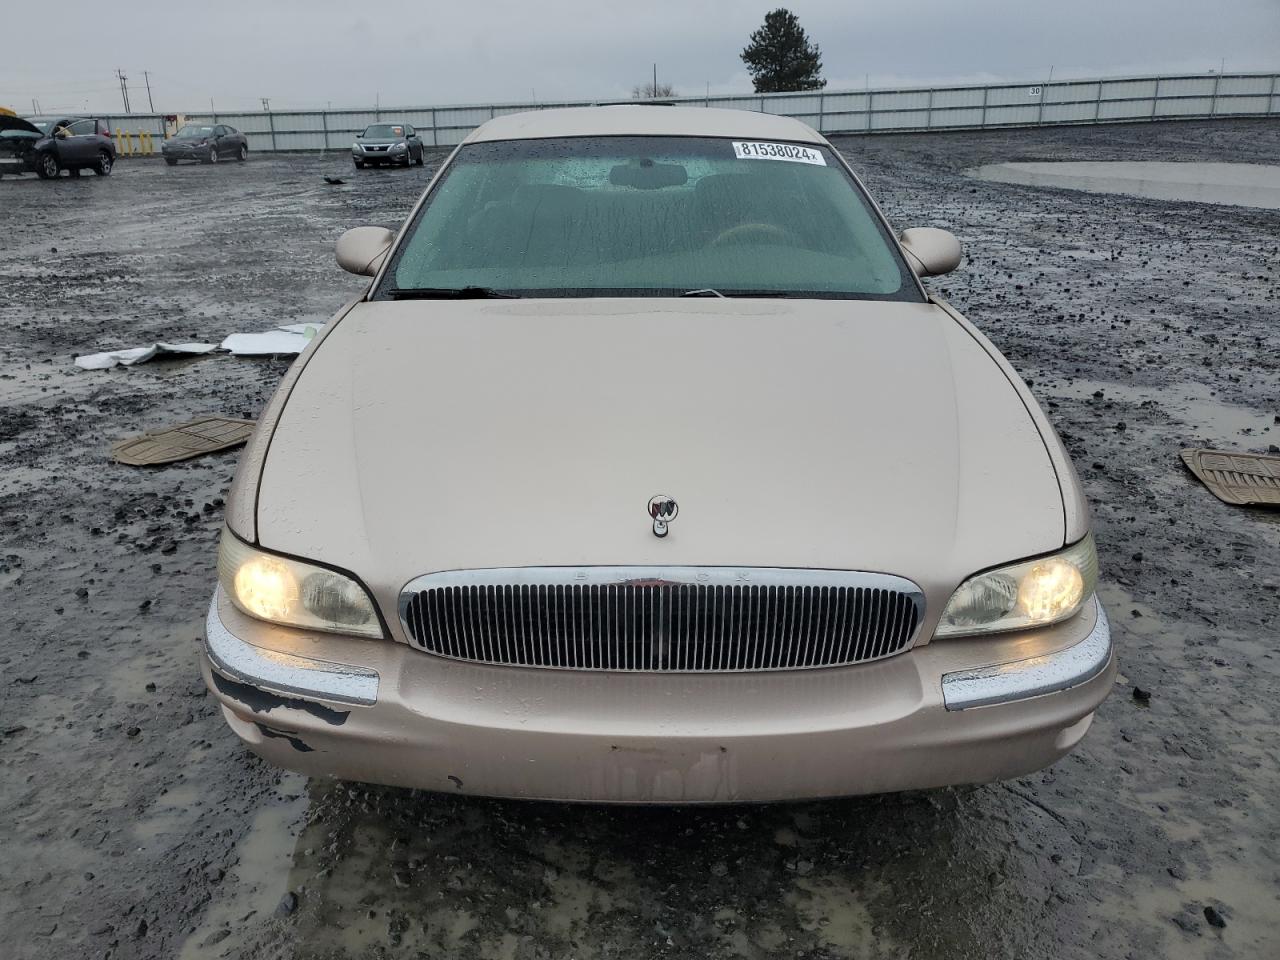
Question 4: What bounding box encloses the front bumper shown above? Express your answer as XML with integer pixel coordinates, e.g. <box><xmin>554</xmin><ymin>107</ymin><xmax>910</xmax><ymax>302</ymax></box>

<box><xmin>202</xmin><ymin>587</ymin><xmax>1115</xmax><ymax>802</ymax></box>
<box><xmin>352</xmin><ymin>148</ymin><xmax>406</xmax><ymax>162</ymax></box>
<box><xmin>0</xmin><ymin>155</ymin><xmax>34</xmax><ymax>173</ymax></box>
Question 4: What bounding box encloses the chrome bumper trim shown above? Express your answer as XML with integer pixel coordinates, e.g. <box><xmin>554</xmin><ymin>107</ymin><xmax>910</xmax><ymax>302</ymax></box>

<box><xmin>204</xmin><ymin>587</ymin><xmax>379</xmax><ymax>706</ymax></box>
<box><xmin>941</xmin><ymin>597</ymin><xmax>1112</xmax><ymax>710</ymax></box>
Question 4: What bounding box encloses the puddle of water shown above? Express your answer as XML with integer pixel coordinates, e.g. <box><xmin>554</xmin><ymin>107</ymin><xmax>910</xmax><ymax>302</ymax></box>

<box><xmin>966</xmin><ymin>161</ymin><xmax>1280</xmax><ymax>210</ymax></box>
<box><xmin>133</xmin><ymin>781</ymin><xmax>204</xmax><ymax>845</ymax></box>
<box><xmin>784</xmin><ymin>876</ymin><xmax>891</xmax><ymax>956</ymax></box>
<box><xmin>1091</xmin><ymin>859</ymin><xmax>1280</xmax><ymax>952</ymax></box>
<box><xmin>1039</xmin><ymin>377</ymin><xmax>1275</xmax><ymax>444</ymax></box>
<box><xmin>176</xmin><ymin>773</ymin><xmax>309</xmax><ymax>960</ymax></box>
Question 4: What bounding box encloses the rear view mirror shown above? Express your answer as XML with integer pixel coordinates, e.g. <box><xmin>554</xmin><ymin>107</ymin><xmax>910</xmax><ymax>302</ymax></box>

<box><xmin>899</xmin><ymin>227</ymin><xmax>962</xmax><ymax>277</ymax></box>
<box><xmin>609</xmin><ymin>160</ymin><xmax>688</xmax><ymax>190</ymax></box>
<box><xmin>336</xmin><ymin>226</ymin><xmax>396</xmax><ymax>277</ymax></box>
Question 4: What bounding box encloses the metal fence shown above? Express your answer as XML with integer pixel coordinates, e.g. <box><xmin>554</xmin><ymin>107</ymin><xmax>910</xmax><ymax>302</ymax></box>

<box><xmin>100</xmin><ymin>70</ymin><xmax>1279</xmax><ymax>154</ymax></box>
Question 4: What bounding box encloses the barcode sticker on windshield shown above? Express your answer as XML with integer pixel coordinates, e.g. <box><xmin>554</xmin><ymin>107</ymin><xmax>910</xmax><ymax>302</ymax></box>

<box><xmin>732</xmin><ymin>141</ymin><xmax>825</xmax><ymax>165</ymax></box>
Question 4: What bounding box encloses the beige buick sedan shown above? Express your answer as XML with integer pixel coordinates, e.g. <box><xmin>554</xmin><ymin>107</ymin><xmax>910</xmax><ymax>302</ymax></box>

<box><xmin>202</xmin><ymin>106</ymin><xmax>1114</xmax><ymax>802</ymax></box>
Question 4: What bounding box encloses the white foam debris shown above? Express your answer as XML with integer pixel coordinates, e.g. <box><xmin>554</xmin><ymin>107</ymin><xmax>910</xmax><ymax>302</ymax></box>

<box><xmin>75</xmin><ymin>323</ymin><xmax>324</xmax><ymax>368</ymax></box>
<box><xmin>74</xmin><ymin>342</ymin><xmax>219</xmax><ymax>370</ymax></box>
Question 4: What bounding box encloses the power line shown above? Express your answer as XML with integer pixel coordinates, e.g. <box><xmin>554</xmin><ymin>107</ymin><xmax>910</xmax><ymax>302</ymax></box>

<box><xmin>114</xmin><ymin>68</ymin><xmax>131</xmax><ymax>113</ymax></box>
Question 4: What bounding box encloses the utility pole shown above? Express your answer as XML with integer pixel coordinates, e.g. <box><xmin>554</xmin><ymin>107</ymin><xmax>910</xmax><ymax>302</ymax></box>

<box><xmin>143</xmin><ymin>71</ymin><xmax>155</xmax><ymax>112</ymax></box>
<box><xmin>653</xmin><ymin>63</ymin><xmax>658</xmax><ymax>98</ymax></box>
<box><xmin>115</xmin><ymin>68</ymin><xmax>132</xmax><ymax>113</ymax></box>
<box><xmin>31</xmin><ymin>98</ymin><xmax>38</xmax><ymax>115</ymax></box>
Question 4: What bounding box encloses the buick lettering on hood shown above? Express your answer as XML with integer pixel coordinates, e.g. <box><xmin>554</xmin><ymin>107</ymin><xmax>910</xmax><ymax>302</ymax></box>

<box><xmin>202</xmin><ymin>106</ymin><xmax>1114</xmax><ymax>803</ymax></box>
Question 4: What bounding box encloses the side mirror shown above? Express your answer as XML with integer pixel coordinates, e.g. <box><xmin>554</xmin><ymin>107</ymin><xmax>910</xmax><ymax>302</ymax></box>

<box><xmin>899</xmin><ymin>227</ymin><xmax>962</xmax><ymax>277</ymax></box>
<box><xmin>336</xmin><ymin>226</ymin><xmax>396</xmax><ymax>277</ymax></box>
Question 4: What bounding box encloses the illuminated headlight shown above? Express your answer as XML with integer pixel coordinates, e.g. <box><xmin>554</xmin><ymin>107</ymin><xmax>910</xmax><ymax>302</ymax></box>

<box><xmin>935</xmin><ymin>534</ymin><xmax>1098</xmax><ymax>638</ymax></box>
<box><xmin>217</xmin><ymin>527</ymin><xmax>382</xmax><ymax>638</ymax></box>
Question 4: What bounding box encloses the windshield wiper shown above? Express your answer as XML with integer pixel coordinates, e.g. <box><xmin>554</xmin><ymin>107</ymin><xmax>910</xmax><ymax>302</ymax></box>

<box><xmin>680</xmin><ymin>288</ymin><xmax>727</xmax><ymax>298</ymax></box>
<box><xmin>388</xmin><ymin>286</ymin><xmax>520</xmax><ymax>300</ymax></box>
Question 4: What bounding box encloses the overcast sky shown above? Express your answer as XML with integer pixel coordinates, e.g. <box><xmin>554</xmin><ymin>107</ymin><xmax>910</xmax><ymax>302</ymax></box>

<box><xmin>4</xmin><ymin>0</ymin><xmax>1277</xmax><ymax>114</ymax></box>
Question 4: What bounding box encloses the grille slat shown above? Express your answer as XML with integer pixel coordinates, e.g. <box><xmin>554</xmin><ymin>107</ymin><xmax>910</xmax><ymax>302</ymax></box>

<box><xmin>401</xmin><ymin>568</ymin><xmax>923</xmax><ymax>673</ymax></box>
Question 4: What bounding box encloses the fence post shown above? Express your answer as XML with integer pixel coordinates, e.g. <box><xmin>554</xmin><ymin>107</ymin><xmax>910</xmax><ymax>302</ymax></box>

<box><xmin>1094</xmin><ymin>81</ymin><xmax>1103</xmax><ymax>122</ymax></box>
<box><xmin>1270</xmin><ymin>73</ymin><xmax>1278</xmax><ymax>115</ymax></box>
<box><xmin>431</xmin><ymin>108</ymin><xmax>438</xmax><ymax>146</ymax></box>
<box><xmin>1150</xmin><ymin>77</ymin><xmax>1160</xmax><ymax>119</ymax></box>
<box><xmin>759</xmin><ymin>95</ymin><xmax>765</xmax><ymax>113</ymax></box>
<box><xmin>268</xmin><ymin>110</ymin><xmax>277</xmax><ymax>152</ymax></box>
<box><xmin>925</xmin><ymin>87</ymin><xmax>934</xmax><ymax>130</ymax></box>
<box><xmin>980</xmin><ymin>85</ymin><xmax>988</xmax><ymax>127</ymax></box>
<box><xmin>321</xmin><ymin>110</ymin><xmax>328</xmax><ymax>151</ymax></box>
<box><xmin>865</xmin><ymin>90</ymin><xmax>872</xmax><ymax>132</ymax></box>
<box><xmin>818</xmin><ymin>91</ymin><xmax>825</xmax><ymax>133</ymax></box>
<box><xmin>1210</xmin><ymin>72</ymin><xmax>1221</xmax><ymax>115</ymax></box>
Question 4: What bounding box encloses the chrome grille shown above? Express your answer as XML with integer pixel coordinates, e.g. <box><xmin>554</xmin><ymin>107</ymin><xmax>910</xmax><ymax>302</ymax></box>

<box><xmin>399</xmin><ymin>568</ymin><xmax>923</xmax><ymax>672</ymax></box>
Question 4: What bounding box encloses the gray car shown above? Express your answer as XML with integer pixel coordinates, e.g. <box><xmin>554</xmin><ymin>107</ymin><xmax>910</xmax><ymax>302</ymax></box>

<box><xmin>161</xmin><ymin>123</ymin><xmax>249</xmax><ymax>165</ymax></box>
<box><xmin>352</xmin><ymin>122</ymin><xmax>424</xmax><ymax>168</ymax></box>
<box><xmin>0</xmin><ymin>116</ymin><xmax>115</xmax><ymax>179</ymax></box>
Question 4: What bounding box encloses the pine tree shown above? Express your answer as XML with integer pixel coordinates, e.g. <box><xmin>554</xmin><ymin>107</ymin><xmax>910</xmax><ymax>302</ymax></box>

<box><xmin>740</xmin><ymin>9</ymin><xmax>827</xmax><ymax>93</ymax></box>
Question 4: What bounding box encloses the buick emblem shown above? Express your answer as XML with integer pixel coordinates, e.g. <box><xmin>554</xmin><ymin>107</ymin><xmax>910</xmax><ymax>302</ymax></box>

<box><xmin>647</xmin><ymin>495</ymin><xmax>678</xmax><ymax>538</ymax></box>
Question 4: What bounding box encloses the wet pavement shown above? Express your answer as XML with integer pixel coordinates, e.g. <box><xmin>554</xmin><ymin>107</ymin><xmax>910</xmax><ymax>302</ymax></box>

<box><xmin>967</xmin><ymin>159</ymin><xmax>1280</xmax><ymax>210</ymax></box>
<box><xmin>1</xmin><ymin>118</ymin><xmax>1278</xmax><ymax>959</ymax></box>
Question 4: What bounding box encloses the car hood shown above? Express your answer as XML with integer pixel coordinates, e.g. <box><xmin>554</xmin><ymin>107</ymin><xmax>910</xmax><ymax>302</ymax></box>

<box><xmin>0</xmin><ymin>116</ymin><xmax>41</xmax><ymax>146</ymax></box>
<box><xmin>0</xmin><ymin>115</ymin><xmax>42</xmax><ymax>138</ymax></box>
<box><xmin>255</xmin><ymin>298</ymin><xmax>1067</xmax><ymax>632</ymax></box>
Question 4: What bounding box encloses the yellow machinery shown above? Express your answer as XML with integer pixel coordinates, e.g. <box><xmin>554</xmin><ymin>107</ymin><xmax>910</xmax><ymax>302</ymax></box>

<box><xmin>0</xmin><ymin>106</ymin><xmax>17</xmax><ymax>117</ymax></box>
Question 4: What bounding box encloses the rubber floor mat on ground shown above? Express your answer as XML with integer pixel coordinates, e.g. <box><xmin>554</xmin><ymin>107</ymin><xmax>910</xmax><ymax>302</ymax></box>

<box><xmin>112</xmin><ymin>417</ymin><xmax>255</xmax><ymax>466</ymax></box>
<box><xmin>1180</xmin><ymin>448</ymin><xmax>1280</xmax><ymax>507</ymax></box>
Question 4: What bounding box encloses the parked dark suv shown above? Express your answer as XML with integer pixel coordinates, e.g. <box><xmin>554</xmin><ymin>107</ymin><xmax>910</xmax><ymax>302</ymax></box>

<box><xmin>0</xmin><ymin>116</ymin><xmax>115</xmax><ymax>179</ymax></box>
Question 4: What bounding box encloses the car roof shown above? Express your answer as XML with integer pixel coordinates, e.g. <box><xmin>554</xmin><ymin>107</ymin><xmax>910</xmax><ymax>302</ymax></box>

<box><xmin>463</xmin><ymin>105</ymin><xmax>826</xmax><ymax>145</ymax></box>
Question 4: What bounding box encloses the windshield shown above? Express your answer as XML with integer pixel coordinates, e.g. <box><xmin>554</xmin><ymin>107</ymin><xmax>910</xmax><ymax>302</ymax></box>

<box><xmin>176</xmin><ymin>125</ymin><xmax>215</xmax><ymax>139</ymax></box>
<box><xmin>381</xmin><ymin>136</ymin><xmax>919</xmax><ymax>300</ymax></box>
<box><xmin>362</xmin><ymin>124</ymin><xmax>406</xmax><ymax>139</ymax></box>
<box><xmin>28</xmin><ymin>119</ymin><xmax>59</xmax><ymax>133</ymax></box>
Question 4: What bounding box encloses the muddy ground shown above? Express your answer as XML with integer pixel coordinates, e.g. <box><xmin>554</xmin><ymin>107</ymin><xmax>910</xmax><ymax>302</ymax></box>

<box><xmin>1</xmin><ymin>119</ymin><xmax>1277</xmax><ymax>960</ymax></box>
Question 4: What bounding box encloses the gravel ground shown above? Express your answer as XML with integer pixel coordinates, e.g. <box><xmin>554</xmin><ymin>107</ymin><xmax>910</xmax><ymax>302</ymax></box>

<box><xmin>1</xmin><ymin>119</ymin><xmax>1277</xmax><ymax>960</ymax></box>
